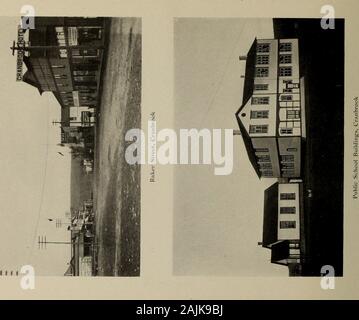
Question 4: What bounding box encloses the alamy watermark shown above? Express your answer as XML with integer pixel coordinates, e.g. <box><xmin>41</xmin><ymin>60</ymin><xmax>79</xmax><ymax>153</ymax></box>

<box><xmin>125</xmin><ymin>121</ymin><xmax>234</xmax><ymax>176</ymax></box>
<box><xmin>320</xmin><ymin>265</ymin><xmax>335</xmax><ymax>290</ymax></box>
<box><xmin>20</xmin><ymin>265</ymin><xmax>35</xmax><ymax>290</ymax></box>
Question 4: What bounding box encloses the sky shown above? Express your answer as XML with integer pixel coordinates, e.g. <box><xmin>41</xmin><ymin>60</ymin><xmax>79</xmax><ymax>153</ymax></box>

<box><xmin>0</xmin><ymin>17</ymin><xmax>71</xmax><ymax>276</ymax></box>
<box><xmin>173</xmin><ymin>18</ymin><xmax>287</xmax><ymax>276</ymax></box>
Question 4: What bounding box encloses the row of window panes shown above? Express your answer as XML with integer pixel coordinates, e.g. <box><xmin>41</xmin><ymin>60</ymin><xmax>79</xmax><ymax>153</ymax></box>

<box><xmin>257</xmin><ymin>154</ymin><xmax>270</xmax><ymax>162</ymax></box>
<box><xmin>282</xmin><ymin>169</ymin><xmax>295</xmax><ymax>175</ymax></box>
<box><xmin>280</xmin><ymin>193</ymin><xmax>296</xmax><ymax>200</ymax></box>
<box><xmin>256</xmin><ymin>54</ymin><xmax>292</xmax><ymax>65</ymax></box>
<box><xmin>287</xmin><ymin>110</ymin><xmax>300</xmax><ymax>119</ymax></box>
<box><xmin>254</xmin><ymin>84</ymin><xmax>268</xmax><ymax>91</ymax></box>
<box><xmin>281</xmin><ymin>155</ymin><xmax>295</xmax><ymax>162</ymax></box>
<box><xmin>262</xmin><ymin>170</ymin><xmax>273</xmax><ymax>177</ymax></box>
<box><xmin>280</xmin><ymin>121</ymin><xmax>301</xmax><ymax>129</ymax></box>
<box><xmin>279</xmin><ymin>54</ymin><xmax>292</xmax><ymax>64</ymax></box>
<box><xmin>280</xmin><ymin>207</ymin><xmax>296</xmax><ymax>214</ymax></box>
<box><xmin>249</xmin><ymin>124</ymin><xmax>268</xmax><ymax>134</ymax></box>
<box><xmin>250</xmin><ymin>109</ymin><xmax>300</xmax><ymax>121</ymax></box>
<box><xmin>280</xmin><ymin>128</ymin><xmax>293</xmax><ymax>134</ymax></box>
<box><xmin>254</xmin><ymin>85</ymin><xmax>297</xmax><ymax>94</ymax></box>
<box><xmin>259</xmin><ymin>163</ymin><xmax>272</xmax><ymax>169</ymax></box>
<box><xmin>280</xmin><ymin>221</ymin><xmax>296</xmax><ymax>229</ymax></box>
<box><xmin>255</xmin><ymin>66</ymin><xmax>292</xmax><ymax>77</ymax></box>
<box><xmin>281</xmin><ymin>95</ymin><xmax>293</xmax><ymax>101</ymax></box>
<box><xmin>255</xmin><ymin>148</ymin><xmax>269</xmax><ymax>152</ymax></box>
<box><xmin>250</xmin><ymin>110</ymin><xmax>268</xmax><ymax>119</ymax></box>
<box><xmin>282</xmin><ymin>163</ymin><xmax>295</xmax><ymax>169</ymax></box>
<box><xmin>252</xmin><ymin>96</ymin><xmax>269</xmax><ymax>104</ymax></box>
<box><xmin>256</xmin><ymin>42</ymin><xmax>292</xmax><ymax>53</ymax></box>
<box><xmin>256</xmin><ymin>55</ymin><xmax>269</xmax><ymax>65</ymax></box>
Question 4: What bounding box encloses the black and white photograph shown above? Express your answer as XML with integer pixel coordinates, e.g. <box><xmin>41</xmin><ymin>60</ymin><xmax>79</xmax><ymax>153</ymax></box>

<box><xmin>174</xmin><ymin>18</ymin><xmax>344</xmax><ymax>277</ymax></box>
<box><xmin>0</xmin><ymin>16</ymin><xmax>141</xmax><ymax>276</ymax></box>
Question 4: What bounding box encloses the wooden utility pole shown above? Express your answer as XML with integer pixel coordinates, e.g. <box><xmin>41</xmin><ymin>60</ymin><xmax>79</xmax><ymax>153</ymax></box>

<box><xmin>38</xmin><ymin>235</ymin><xmax>97</xmax><ymax>250</ymax></box>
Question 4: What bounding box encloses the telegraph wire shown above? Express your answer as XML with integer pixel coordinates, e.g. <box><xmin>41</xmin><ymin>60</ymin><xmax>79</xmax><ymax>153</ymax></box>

<box><xmin>199</xmin><ymin>21</ymin><xmax>248</xmax><ymax>126</ymax></box>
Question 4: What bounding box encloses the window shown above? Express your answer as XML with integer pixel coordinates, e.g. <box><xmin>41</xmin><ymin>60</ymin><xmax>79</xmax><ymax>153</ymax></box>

<box><xmin>282</xmin><ymin>169</ymin><xmax>294</xmax><ymax>176</ymax></box>
<box><xmin>281</xmin><ymin>95</ymin><xmax>293</xmax><ymax>101</ymax></box>
<box><xmin>283</xmin><ymin>88</ymin><xmax>293</xmax><ymax>93</ymax></box>
<box><xmin>279</xmin><ymin>54</ymin><xmax>292</xmax><ymax>64</ymax></box>
<box><xmin>289</xmin><ymin>248</ymin><xmax>300</xmax><ymax>256</ymax></box>
<box><xmin>280</xmin><ymin>221</ymin><xmax>296</xmax><ymax>229</ymax></box>
<box><xmin>72</xmin><ymin>48</ymin><xmax>99</xmax><ymax>58</ymax></box>
<box><xmin>251</xmin><ymin>97</ymin><xmax>269</xmax><ymax>105</ymax></box>
<box><xmin>279</xmin><ymin>42</ymin><xmax>292</xmax><ymax>52</ymax></box>
<box><xmin>257</xmin><ymin>43</ymin><xmax>270</xmax><ymax>53</ymax></box>
<box><xmin>73</xmin><ymin>70</ymin><xmax>96</xmax><ymax>76</ymax></box>
<box><xmin>256</xmin><ymin>55</ymin><xmax>269</xmax><ymax>65</ymax></box>
<box><xmin>282</xmin><ymin>163</ymin><xmax>294</xmax><ymax>169</ymax></box>
<box><xmin>280</xmin><ymin>193</ymin><xmax>296</xmax><ymax>200</ymax></box>
<box><xmin>281</xmin><ymin>155</ymin><xmax>294</xmax><ymax>162</ymax></box>
<box><xmin>52</xmin><ymin>65</ymin><xmax>65</xmax><ymax>69</ymax></box>
<box><xmin>280</xmin><ymin>128</ymin><xmax>293</xmax><ymax>135</ymax></box>
<box><xmin>78</xmin><ymin>27</ymin><xmax>103</xmax><ymax>43</ymax></box>
<box><xmin>74</xmin><ymin>75</ymin><xmax>96</xmax><ymax>82</ymax></box>
<box><xmin>254</xmin><ymin>84</ymin><xmax>268</xmax><ymax>91</ymax></box>
<box><xmin>280</xmin><ymin>207</ymin><xmax>296</xmax><ymax>214</ymax></box>
<box><xmin>255</xmin><ymin>148</ymin><xmax>269</xmax><ymax>153</ymax></box>
<box><xmin>69</xmin><ymin>117</ymin><xmax>77</xmax><ymax>121</ymax></box>
<box><xmin>287</xmin><ymin>110</ymin><xmax>300</xmax><ymax>119</ymax></box>
<box><xmin>262</xmin><ymin>170</ymin><xmax>273</xmax><ymax>177</ymax></box>
<box><xmin>250</xmin><ymin>110</ymin><xmax>269</xmax><ymax>119</ymax></box>
<box><xmin>54</xmin><ymin>74</ymin><xmax>67</xmax><ymax>79</ymax></box>
<box><xmin>257</xmin><ymin>154</ymin><xmax>270</xmax><ymax>162</ymax></box>
<box><xmin>255</xmin><ymin>67</ymin><xmax>269</xmax><ymax>77</ymax></box>
<box><xmin>287</xmin><ymin>148</ymin><xmax>297</xmax><ymax>152</ymax></box>
<box><xmin>249</xmin><ymin>125</ymin><xmax>268</xmax><ymax>134</ymax></box>
<box><xmin>279</xmin><ymin>67</ymin><xmax>292</xmax><ymax>77</ymax></box>
<box><xmin>260</xmin><ymin>163</ymin><xmax>272</xmax><ymax>169</ymax></box>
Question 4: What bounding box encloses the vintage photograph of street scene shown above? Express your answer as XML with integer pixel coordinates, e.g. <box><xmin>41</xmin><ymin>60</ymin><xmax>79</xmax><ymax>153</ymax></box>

<box><xmin>174</xmin><ymin>18</ymin><xmax>344</xmax><ymax>277</ymax></box>
<box><xmin>0</xmin><ymin>17</ymin><xmax>141</xmax><ymax>276</ymax></box>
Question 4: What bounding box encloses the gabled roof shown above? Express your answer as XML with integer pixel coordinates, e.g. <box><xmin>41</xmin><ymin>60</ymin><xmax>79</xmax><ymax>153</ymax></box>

<box><xmin>262</xmin><ymin>182</ymin><xmax>278</xmax><ymax>247</ymax></box>
<box><xmin>270</xmin><ymin>240</ymin><xmax>289</xmax><ymax>264</ymax></box>
<box><xmin>22</xmin><ymin>56</ymin><xmax>43</xmax><ymax>95</ymax></box>
<box><xmin>234</xmin><ymin>38</ymin><xmax>261</xmax><ymax>178</ymax></box>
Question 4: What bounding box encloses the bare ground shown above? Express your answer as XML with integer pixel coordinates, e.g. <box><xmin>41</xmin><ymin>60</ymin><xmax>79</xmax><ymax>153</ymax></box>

<box><xmin>93</xmin><ymin>17</ymin><xmax>141</xmax><ymax>276</ymax></box>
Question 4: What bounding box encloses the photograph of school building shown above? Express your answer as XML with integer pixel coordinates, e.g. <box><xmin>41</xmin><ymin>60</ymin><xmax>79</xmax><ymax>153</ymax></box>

<box><xmin>235</xmin><ymin>18</ymin><xmax>344</xmax><ymax>276</ymax></box>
